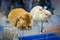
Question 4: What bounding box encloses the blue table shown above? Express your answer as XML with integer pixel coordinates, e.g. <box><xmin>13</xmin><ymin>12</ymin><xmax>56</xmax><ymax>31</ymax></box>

<box><xmin>18</xmin><ymin>33</ymin><xmax>60</xmax><ymax>40</ymax></box>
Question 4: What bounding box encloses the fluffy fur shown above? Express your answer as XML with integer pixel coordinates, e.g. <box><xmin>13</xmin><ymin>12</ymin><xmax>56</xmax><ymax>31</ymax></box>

<box><xmin>30</xmin><ymin>6</ymin><xmax>52</xmax><ymax>22</ymax></box>
<box><xmin>8</xmin><ymin>8</ymin><xmax>33</xmax><ymax>30</ymax></box>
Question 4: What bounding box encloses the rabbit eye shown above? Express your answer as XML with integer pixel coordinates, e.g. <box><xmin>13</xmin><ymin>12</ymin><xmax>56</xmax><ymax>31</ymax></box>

<box><xmin>20</xmin><ymin>17</ymin><xmax>25</xmax><ymax>20</ymax></box>
<box><xmin>45</xmin><ymin>14</ymin><xmax>48</xmax><ymax>15</ymax></box>
<box><xmin>39</xmin><ymin>9</ymin><xmax>42</xmax><ymax>11</ymax></box>
<box><xmin>22</xmin><ymin>18</ymin><xmax>25</xmax><ymax>20</ymax></box>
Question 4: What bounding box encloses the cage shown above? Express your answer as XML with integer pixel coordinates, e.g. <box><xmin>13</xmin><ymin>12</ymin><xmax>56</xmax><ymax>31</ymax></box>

<box><xmin>0</xmin><ymin>0</ymin><xmax>60</xmax><ymax>40</ymax></box>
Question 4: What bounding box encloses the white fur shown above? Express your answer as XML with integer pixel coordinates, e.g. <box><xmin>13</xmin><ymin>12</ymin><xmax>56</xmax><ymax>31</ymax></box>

<box><xmin>30</xmin><ymin>6</ymin><xmax>52</xmax><ymax>22</ymax></box>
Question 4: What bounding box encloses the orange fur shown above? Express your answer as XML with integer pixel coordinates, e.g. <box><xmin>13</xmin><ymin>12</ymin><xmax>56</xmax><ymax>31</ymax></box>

<box><xmin>8</xmin><ymin>8</ymin><xmax>33</xmax><ymax>30</ymax></box>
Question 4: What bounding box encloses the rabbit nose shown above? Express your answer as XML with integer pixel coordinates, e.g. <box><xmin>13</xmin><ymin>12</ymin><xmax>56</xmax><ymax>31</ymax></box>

<box><xmin>49</xmin><ymin>15</ymin><xmax>51</xmax><ymax>18</ymax></box>
<box><xmin>21</xmin><ymin>26</ymin><xmax>25</xmax><ymax>30</ymax></box>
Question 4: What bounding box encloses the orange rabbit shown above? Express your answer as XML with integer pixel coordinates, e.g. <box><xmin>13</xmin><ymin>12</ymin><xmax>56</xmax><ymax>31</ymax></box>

<box><xmin>8</xmin><ymin>8</ymin><xmax>33</xmax><ymax>30</ymax></box>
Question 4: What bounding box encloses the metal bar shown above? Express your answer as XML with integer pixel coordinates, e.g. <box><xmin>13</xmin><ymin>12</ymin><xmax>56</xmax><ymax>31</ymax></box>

<box><xmin>41</xmin><ymin>21</ymin><xmax>44</xmax><ymax>32</ymax></box>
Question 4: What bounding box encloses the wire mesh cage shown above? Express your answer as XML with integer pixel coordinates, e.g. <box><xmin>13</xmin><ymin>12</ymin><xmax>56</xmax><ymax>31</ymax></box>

<box><xmin>0</xmin><ymin>10</ymin><xmax>60</xmax><ymax>40</ymax></box>
<box><xmin>0</xmin><ymin>15</ymin><xmax>60</xmax><ymax>40</ymax></box>
<box><xmin>1</xmin><ymin>15</ymin><xmax>60</xmax><ymax>40</ymax></box>
<box><xmin>0</xmin><ymin>0</ymin><xmax>60</xmax><ymax>40</ymax></box>
<box><xmin>0</xmin><ymin>4</ymin><xmax>60</xmax><ymax>40</ymax></box>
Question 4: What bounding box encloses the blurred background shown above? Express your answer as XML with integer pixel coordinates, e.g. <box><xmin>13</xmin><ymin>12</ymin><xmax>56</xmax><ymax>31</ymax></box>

<box><xmin>0</xmin><ymin>0</ymin><xmax>60</xmax><ymax>16</ymax></box>
<box><xmin>0</xmin><ymin>0</ymin><xmax>54</xmax><ymax>16</ymax></box>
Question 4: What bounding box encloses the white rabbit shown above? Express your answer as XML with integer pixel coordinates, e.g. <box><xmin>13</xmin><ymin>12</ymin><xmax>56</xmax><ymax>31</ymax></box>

<box><xmin>30</xmin><ymin>6</ymin><xmax>52</xmax><ymax>22</ymax></box>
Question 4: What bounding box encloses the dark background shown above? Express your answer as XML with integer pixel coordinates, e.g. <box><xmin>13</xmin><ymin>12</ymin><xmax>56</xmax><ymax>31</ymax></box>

<box><xmin>0</xmin><ymin>0</ymin><xmax>60</xmax><ymax>16</ymax></box>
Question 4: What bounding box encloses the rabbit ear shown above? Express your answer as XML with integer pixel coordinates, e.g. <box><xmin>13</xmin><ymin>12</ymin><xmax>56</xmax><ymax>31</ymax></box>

<box><xmin>14</xmin><ymin>18</ymin><xmax>20</xmax><ymax>27</ymax></box>
<box><xmin>44</xmin><ymin>6</ymin><xmax>47</xmax><ymax>10</ymax></box>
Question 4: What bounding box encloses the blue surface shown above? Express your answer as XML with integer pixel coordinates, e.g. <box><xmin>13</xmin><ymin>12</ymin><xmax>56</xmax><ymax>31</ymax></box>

<box><xmin>18</xmin><ymin>33</ymin><xmax>60</xmax><ymax>40</ymax></box>
<box><xmin>0</xmin><ymin>25</ymin><xmax>4</xmax><ymax>32</ymax></box>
